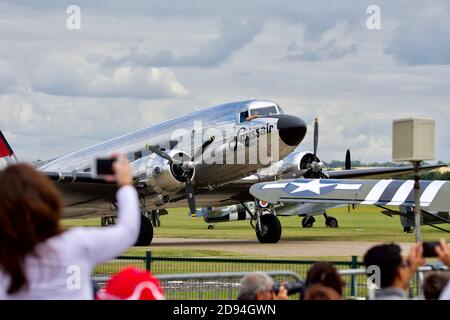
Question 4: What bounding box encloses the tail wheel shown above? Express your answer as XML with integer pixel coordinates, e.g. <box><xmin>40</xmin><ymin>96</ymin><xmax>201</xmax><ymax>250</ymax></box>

<box><xmin>135</xmin><ymin>215</ymin><xmax>154</xmax><ymax>246</ymax></box>
<box><xmin>325</xmin><ymin>216</ymin><xmax>338</xmax><ymax>228</ymax></box>
<box><xmin>256</xmin><ymin>214</ymin><xmax>282</xmax><ymax>243</ymax></box>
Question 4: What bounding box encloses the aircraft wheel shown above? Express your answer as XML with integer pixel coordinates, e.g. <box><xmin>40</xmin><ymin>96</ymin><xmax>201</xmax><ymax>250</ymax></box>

<box><xmin>301</xmin><ymin>216</ymin><xmax>315</xmax><ymax>228</ymax></box>
<box><xmin>325</xmin><ymin>216</ymin><xmax>339</xmax><ymax>228</ymax></box>
<box><xmin>135</xmin><ymin>215</ymin><xmax>154</xmax><ymax>246</ymax></box>
<box><xmin>208</xmin><ymin>224</ymin><xmax>215</xmax><ymax>230</ymax></box>
<box><xmin>404</xmin><ymin>226</ymin><xmax>413</xmax><ymax>233</ymax></box>
<box><xmin>256</xmin><ymin>214</ymin><xmax>282</xmax><ymax>243</ymax></box>
<box><xmin>101</xmin><ymin>216</ymin><xmax>116</xmax><ymax>227</ymax></box>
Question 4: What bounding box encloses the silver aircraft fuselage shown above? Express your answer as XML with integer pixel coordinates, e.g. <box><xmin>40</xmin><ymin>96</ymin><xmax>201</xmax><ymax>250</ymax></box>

<box><xmin>40</xmin><ymin>99</ymin><xmax>307</xmax><ymax>214</ymax></box>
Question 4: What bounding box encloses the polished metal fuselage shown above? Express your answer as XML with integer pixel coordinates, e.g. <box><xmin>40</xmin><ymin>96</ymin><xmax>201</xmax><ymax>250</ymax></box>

<box><xmin>40</xmin><ymin>99</ymin><xmax>302</xmax><ymax>216</ymax></box>
<box><xmin>42</xmin><ymin>100</ymin><xmax>294</xmax><ymax>186</ymax></box>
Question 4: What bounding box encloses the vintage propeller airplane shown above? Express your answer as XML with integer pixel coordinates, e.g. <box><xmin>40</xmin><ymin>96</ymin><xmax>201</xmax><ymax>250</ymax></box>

<box><xmin>0</xmin><ymin>99</ymin><xmax>445</xmax><ymax>245</ymax></box>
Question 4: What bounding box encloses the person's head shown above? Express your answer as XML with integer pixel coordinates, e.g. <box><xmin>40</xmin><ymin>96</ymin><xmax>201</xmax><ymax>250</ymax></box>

<box><xmin>0</xmin><ymin>164</ymin><xmax>62</xmax><ymax>294</ymax></box>
<box><xmin>305</xmin><ymin>262</ymin><xmax>345</xmax><ymax>296</ymax></box>
<box><xmin>303</xmin><ymin>284</ymin><xmax>341</xmax><ymax>300</ymax></box>
<box><xmin>238</xmin><ymin>272</ymin><xmax>274</xmax><ymax>300</ymax></box>
<box><xmin>97</xmin><ymin>267</ymin><xmax>164</xmax><ymax>300</ymax></box>
<box><xmin>422</xmin><ymin>271</ymin><xmax>450</xmax><ymax>300</ymax></box>
<box><xmin>363</xmin><ymin>243</ymin><xmax>409</xmax><ymax>289</ymax></box>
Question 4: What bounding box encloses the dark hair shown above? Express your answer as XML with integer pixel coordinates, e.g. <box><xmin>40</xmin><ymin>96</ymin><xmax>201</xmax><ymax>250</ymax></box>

<box><xmin>422</xmin><ymin>272</ymin><xmax>450</xmax><ymax>300</ymax></box>
<box><xmin>305</xmin><ymin>262</ymin><xmax>344</xmax><ymax>295</ymax></box>
<box><xmin>304</xmin><ymin>284</ymin><xmax>341</xmax><ymax>300</ymax></box>
<box><xmin>0</xmin><ymin>164</ymin><xmax>62</xmax><ymax>294</ymax></box>
<box><xmin>363</xmin><ymin>243</ymin><xmax>402</xmax><ymax>288</ymax></box>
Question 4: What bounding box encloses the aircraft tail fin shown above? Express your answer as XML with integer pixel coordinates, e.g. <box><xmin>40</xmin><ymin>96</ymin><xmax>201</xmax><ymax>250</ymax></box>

<box><xmin>0</xmin><ymin>130</ymin><xmax>17</xmax><ymax>168</ymax></box>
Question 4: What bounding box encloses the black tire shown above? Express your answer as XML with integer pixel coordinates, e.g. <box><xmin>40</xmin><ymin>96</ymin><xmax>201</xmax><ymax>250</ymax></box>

<box><xmin>404</xmin><ymin>227</ymin><xmax>413</xmax><ymax>233</ymax></box>
<box><xmin>208</xmin><ymin>225</ymin><xmax>215</xmax><ymax>230</ymax></box>
<box><xmin>301</xmin><ymin>216</ymin><xmax>315</xmax><ymax>228</ymax></box>
<box><xmin>256</xmin><ymin>214</ymin><xmax>282</xmax><ymax>243</ymax></box>
<box><xmin>326</xmin><ymin>217</ymin><xmax>338</xmax><ymax>228</ymax></box>
<box><xmin>135</xmin><ymin>215</ymin><xmax>154</xmax><ymax>246</ymax></box>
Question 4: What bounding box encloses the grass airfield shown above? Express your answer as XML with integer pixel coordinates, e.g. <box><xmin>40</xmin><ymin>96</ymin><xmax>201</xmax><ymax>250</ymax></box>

<box><xmin>63</xmin><ymin>206</ymin><xmax>450</xmax><ymax>260</ymax></box>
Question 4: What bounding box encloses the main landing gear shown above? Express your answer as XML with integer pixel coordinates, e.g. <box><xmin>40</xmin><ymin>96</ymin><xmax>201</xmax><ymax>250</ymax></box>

<box><xmin>300</xmin><ymin>213</ymin><xmax>339</xmax><ymax>228</ymax></box>
<box><xmin>135</xmin><ymin>213</ymin><xmax>154</xmax><ymax>246</ymax></box>
<box><xmin>301</xmin><ymin>216</ymin><xmax>315</xmax><ymax>228</ymax></box>
<box><xmin>103</xmin><ymin>198</ymin><xmax>154</xmax><ymax>246</ymax></box>
<box><xmin>324</xmin><ymin>213</ymin><xmax>338</xmax><ymax>228</ymax></box>
<box><xmin>101</xmin><ymin>216</ymin><xmax>116</xmax><ymax>227</ymax></box>
<box><xmin>256</xmin><ymin>212</ymin><xmax>282</xmax><ymax>243</ymax></box>
<box><xmin>246</xmin><ymin>204</ymin><xmax>282</xmax><ymax>243</ymax></box>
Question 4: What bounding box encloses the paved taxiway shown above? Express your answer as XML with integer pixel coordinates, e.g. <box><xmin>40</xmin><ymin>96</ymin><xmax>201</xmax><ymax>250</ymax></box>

<box><xmin>151</xmin><ymin>238</ymin><xmax>414</xmax><ymax>257</ymax></box>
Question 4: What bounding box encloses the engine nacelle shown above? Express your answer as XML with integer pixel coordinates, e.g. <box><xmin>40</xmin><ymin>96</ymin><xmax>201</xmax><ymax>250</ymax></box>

<box><xmin>131</xmin><ymin>150</ymin><xmax>194</xmax><ymax>195</ymax></box>
<box><xmin>279</xmin><ymin>151</ymin><xmax>320</xmax><ymax>176</ymax></box>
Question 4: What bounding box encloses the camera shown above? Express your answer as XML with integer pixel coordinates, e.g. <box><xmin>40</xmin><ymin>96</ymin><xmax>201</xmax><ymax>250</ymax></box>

<box><xmin>92</xmin><ymin>156</ymin><xmax>118</xmax><ymax>178</ymax></box>
<box><xmin>272</xmin><ymin>280</ymin><xmax>305</xmax><ymax>296</ymax></box>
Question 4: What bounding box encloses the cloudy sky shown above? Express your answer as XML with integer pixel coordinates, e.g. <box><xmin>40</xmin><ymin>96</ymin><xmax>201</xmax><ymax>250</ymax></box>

<box><xmin>0</xmin><ymin>0</ymin><xmax>449</xmax><ymax>163</ymax></box>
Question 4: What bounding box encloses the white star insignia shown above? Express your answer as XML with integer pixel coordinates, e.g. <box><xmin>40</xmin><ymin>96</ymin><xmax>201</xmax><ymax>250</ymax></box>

<box><xmin>290</xmin><ymin>180</ymin><xmax>336</xmax><ymax>194</ymax></box>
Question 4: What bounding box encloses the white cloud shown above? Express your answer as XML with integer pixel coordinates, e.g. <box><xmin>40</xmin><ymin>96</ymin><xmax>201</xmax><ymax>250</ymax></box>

<box><xmin>29</xmin><ymin>54</ymin><xmax>190</xmax><ymax>98</ymax></box>
<box><xmin>0</xmin><ymin>60</ymin><xmax>16</xmax><ymax>93</ymax></box>
<box><xmin>384</xmin><ymin>1</ymin><xmax>450</xmax><ymax>65</ymax></box>
<box><xmin>0</xmin><ymin>1</ymin><xmax>449</xmax><ymax>164</ymax></box>
<box><xmin>285</xmin><ymin>22</ymin><xmax>358</xmax><ymax>62</ymax></box>
<box><xmin>98</xmin><ymin>19</ymin><xmax>263</xmax><ymax>68</ymax></box>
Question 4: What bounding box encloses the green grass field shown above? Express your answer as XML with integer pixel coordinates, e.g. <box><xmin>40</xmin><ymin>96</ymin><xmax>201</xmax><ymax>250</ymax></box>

<box><xmin>62</xmin><ymin>206</ymin><xmax>450</xmax><ymax>259</ymax></box>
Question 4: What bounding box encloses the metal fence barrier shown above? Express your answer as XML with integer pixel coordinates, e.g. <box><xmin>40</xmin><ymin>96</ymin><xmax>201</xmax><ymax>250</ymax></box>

<box><xmin>93</xmin><ymin>252</ymin><xmax>449</xmax><ymax>300</ymax></box>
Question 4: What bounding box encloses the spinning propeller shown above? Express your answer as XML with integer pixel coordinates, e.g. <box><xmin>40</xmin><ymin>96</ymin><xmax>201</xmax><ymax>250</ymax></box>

<box><xmin>300</xmin><ymin>119</ymin><xmax>352</xmax><ymax>178</ymax></box>
<box><xmin>301</xmin><ymin>118</ymin><xmax>329</xmax><ymax>178</ymax></box>
<box><xmin>147</xmin><ymin>145</ymin><xmax>196</xmax><ymax>215</ymax></box>
<box><xmin>147</xmin><ymin>137</ymin><xmax>215</xmax><ymax>216</ymax></box>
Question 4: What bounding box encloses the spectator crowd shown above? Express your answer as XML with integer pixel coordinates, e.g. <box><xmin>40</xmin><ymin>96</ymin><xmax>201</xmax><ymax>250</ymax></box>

<box><xmin>0</xmin><ymin>159</ymin><xmax>449</xmax><ymax>300</ymax></box>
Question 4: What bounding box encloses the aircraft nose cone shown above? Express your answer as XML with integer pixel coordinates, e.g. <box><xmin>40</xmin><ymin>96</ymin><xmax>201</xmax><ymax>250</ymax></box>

<box><xmin>277</xmin><ymin>115</ymin><xmax>307</xmax><ymax>146</ymax></box>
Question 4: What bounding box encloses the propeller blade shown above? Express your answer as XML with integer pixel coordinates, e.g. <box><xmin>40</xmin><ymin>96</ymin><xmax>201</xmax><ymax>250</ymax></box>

<box><xmin>147</xmin><ymin>145</ymin><xmax>182</xmax><ymax>165</ymax></box>
<box><xmin>185</xmin><ymin>178</ymin><xmax>196</xmax><ymax>215</ymax></box>
<box><xmin>313</xmin><ymin>118</ymin><xmax>319</xmax><ymax>157</ymax></box>
<box><xmin>345</xmin><ymin>149</ymin><xmax>351</xmax><ymax>170</ymax></box>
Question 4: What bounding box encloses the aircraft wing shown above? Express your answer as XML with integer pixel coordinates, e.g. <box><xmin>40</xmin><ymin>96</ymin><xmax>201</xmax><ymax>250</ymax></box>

<box><xmin>249</xmin><ymin>178</ymin><xmax>450</xmax><ymax>212</ymax></box>
<box><xmin>323</xmin><ymin>164</ymin><xmax>446</xmax><ymax>179</ymax></box>
<box><xmin>42</xmin><ymin>171</ymin><xmax>118</xmax><ymax>207</ymax></box>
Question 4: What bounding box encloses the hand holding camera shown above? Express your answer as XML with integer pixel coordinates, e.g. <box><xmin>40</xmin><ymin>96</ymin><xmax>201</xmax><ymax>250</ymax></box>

<box><xmin>435</xmin><ymin>239</ymin><xmax>450</xmax><ymax>268</ymax></box>
<box><xmin>93</xmin><ymin>154</ymin><xmax>133</xmax><ymax>187</ymax></box>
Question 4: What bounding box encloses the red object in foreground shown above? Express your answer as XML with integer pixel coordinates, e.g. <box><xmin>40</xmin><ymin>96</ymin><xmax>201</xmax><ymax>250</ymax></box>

<box><xmin>0</xmin><ymin>131</ymin><xmax>14</xmax><ymax>158</ymax></box>
<box><xmin>97</xmin><ymin>267</ymin><xmax>165</xmax><ymax>300</ymax></box>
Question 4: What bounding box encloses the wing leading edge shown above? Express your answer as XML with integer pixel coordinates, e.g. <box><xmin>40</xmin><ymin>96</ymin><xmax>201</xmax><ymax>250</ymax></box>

<box><xmin>324</xmin><ymin>164</ymin><xmax>445</xmax><ymax>179</ymax></box>
<box><xmin>250</xmin><ymin>178</ymin><xmax>450</xmax><ymax>212</ymax></box>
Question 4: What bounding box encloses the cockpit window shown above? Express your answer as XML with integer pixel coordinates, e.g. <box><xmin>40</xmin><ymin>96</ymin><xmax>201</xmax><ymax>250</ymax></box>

<box><xmin>239</xmin><ymin>110</ymin><xmax>249</xmax><ymax>123</ymax></box>
<box><xmin>277</xmin><ymin>105</ymin><xmax>284</xmax><ymax>114</ymax></box>
<box><xmin>249</xmin><ymin>105</ymin><xmax>279</xmax><ymax>117</ymax></box>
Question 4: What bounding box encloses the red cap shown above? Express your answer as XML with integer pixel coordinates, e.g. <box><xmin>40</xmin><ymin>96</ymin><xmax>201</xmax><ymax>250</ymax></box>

<box><xmin>97</xmin><ymin>267</ymin><xmax>164</xmax><ymax>300</ymax></box>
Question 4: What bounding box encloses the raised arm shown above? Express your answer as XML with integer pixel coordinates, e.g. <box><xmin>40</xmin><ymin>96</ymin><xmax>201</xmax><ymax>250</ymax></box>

<box><xmin>68</xmin><ymin>155</ymin><xmax>141</xmax><ymax>265</ymax></box>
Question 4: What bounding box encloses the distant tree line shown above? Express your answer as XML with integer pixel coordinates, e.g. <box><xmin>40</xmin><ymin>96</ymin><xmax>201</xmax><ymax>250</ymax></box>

<box><xmin>324</xmin><ymin>160</ymin><xmax>448</xmax><ymax>169</ymax></box>
<box><xmin>397</xmin><ymin>171</ymin><xmax>450</xmax><ymax>181</ymax></box>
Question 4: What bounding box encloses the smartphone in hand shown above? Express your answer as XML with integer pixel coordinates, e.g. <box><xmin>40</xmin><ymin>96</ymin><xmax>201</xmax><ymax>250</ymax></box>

<box><xmin>92</xmin><ymin>157</ymin><xmax>117</xmax><ymax>179</ymax></box>
<box><xmin>423</xmin><ymin>241</ymin><xmax>440</xmax><ymax>258</ymax></box>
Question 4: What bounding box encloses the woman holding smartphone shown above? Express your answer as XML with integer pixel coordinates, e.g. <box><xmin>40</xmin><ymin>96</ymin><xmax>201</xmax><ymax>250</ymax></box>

<box><xmin>0</xmin><ymin>155</ymin><xmax>140</xmax><ymax>299</ymax></box>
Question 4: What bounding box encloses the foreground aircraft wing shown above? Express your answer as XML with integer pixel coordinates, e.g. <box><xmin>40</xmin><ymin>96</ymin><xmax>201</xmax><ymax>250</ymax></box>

<box><xmin>323</xmin><ymin>164</ymin><xmax>445</xmax><ymax>179</ymax></box>
<box><xmin>250</xmin><ymin>178</ymin><xmax>450</xmax><ymax>212</ymax></box>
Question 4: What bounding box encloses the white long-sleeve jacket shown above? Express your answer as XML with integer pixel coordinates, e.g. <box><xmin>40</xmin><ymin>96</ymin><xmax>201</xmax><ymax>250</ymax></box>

<box><xmin>0</xmin><ymin>186</ymin><xmax>140</xmax><ymax>300</ymax></box>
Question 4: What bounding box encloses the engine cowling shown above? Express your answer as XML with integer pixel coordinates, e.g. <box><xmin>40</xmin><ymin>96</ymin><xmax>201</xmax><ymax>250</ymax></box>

<box><xmin>131</xmin><ymin>150</ymin><xmax>195</xmax><ymax>195</ymax></box>
<box><xmin>280</xmin><ymin>151</ymin><xmax>320</xmax><ymax>177</ymax></box>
